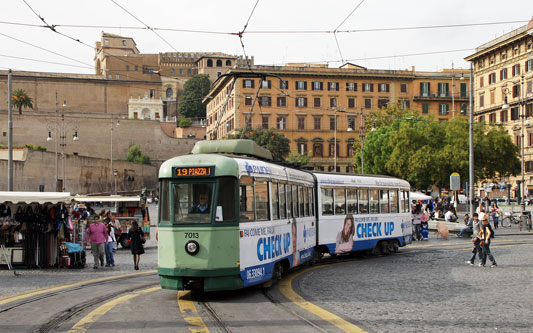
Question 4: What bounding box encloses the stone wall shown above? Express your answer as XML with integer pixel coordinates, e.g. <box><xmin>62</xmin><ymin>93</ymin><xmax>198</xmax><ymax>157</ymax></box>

<box><xmin>0</xmin><ymin>112</ymin><xmax>198</xmax><ymax>164</ymax></box>
<box><xmin>0</xmin><ymin>149</ymin><xmax>158</xmax><ymax>194</ymax></box>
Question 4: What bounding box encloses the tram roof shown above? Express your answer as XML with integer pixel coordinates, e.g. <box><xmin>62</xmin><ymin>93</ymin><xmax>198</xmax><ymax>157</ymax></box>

<box><xmin>313</xmin><ymin>172</ymin><xmax>410</xmax><ymax>188</ymax></box>
<box><xmin>191</xmin><ymin>139</ymin><xmax>273</xmax><ymax>161</ymax></box>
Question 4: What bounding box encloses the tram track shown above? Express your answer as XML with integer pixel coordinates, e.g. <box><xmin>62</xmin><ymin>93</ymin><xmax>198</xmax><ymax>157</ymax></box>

<box><xmin>0</xmin><ymin>272</ymin><xmax>158</xmax><ymax>314</ymax></box>
<box><xmin>35</xmin><ymin>282</ymin><xmax>158</xmax><ymax>333</ymax></box>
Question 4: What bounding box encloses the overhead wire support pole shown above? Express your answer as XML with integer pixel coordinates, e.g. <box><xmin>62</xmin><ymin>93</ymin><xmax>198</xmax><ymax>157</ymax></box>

<box><xmin>468</xmin><ymin>62</ymin><xmax>474</xmax><ymax>219</ymax></box>
<box><xmin>521</xmin><ymin>74</ymin><xmax>526</xmax><ymax>215</ymax></box>
<box><xmin>7</xmin><ymin>69</ymin><xmax>13</xmax><ymax>191</ymax></box>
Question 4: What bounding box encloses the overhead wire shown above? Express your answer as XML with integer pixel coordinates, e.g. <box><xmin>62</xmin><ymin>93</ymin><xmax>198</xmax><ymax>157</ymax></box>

<box><xmin>110</xmin><ymin>0</ymin><xmax>179</xmax><ymax>52</ymax></box>
<box><xmin>332</xmin><ymin>0</ymin><xmax>366</xmax><ymax>65</ymax></box>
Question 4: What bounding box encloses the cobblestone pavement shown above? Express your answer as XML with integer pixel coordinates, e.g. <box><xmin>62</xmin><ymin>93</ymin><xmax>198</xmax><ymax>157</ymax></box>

<box><xmin>295</xmin><ymin>234</ymin><xmax>533</xmax><ymax>332</ymax></box>
<box><xmin>0</xmin><ymin>226</ymin><xmax>158</xmax><ymax>298</ymax></box>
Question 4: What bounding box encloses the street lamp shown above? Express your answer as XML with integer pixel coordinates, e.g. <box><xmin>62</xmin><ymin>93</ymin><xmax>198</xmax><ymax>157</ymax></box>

<box><xmin>110</xmin><ymin>114</ymin><xmax>120</xmax><ymax>195</ymax></box>
<box><xmin>333</xmin><ymin>107</ymin><xmax>345</xmax><ymax>172</ymax></box>
<box><xmin>47</xmin><ymin>100</ymin><xmax>79</xmax><ymax>192</ymax></box>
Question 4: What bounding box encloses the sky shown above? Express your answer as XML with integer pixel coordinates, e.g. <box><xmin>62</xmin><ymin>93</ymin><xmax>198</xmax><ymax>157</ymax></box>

<box><xmin>1</xmin><ymin>0</ymin><xmax>533</xmax><ymax>75</ymax></box>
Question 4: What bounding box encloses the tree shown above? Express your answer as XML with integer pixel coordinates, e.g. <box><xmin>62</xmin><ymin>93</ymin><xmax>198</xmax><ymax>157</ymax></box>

<box><xmin>127</xmin><ymin>142</ymin><xmax>151</xmax><ymax>164</ymax></box>
<box><xmin>359</xmin><ymin>116</ymin><xmax>520</xmax><ymax>191</ymax></box>
<box><xmin>177</xmin><ymin>74</ymin><xmax>211</xmax><ymax>118</ymax></box>
<box><xmin>12</xmin><ymin>89</ymin><xmax>33</xmax><ymax>115</ymax></box>
<box><xmin>226</xmin><ymin>128</ymin><xmax>290</xmax><ymax>161</ymax></box>
<box><xmin>288</xmin><ymin>152</ymin><xmax>311</xmax><ymax>166</ymax></box>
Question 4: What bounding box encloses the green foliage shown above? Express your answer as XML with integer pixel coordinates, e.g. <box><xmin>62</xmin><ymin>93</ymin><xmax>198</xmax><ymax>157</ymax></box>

<box><xmin>126</xmin><ymin>142</ymin><xmax>151</xmax><ymax>164</ymax></box>
<box><xmin>25</xmin><ymin>143</ymin><xmax>47</xmax><ymax>151</ymax></box>
<box><xmin>12</xmin><ymin>88</ymin><xmax>33</xmax><ymax>115</ymax></box>
<box><xmin>178</xmin><ymin>118</ymin><xmax>192</xmax><ymax>128</ymax></box>
<box><xmin>227</xmin><ymin>128</ymin><xmax>290</xmax><ymax>161</ymax></box>
<box><xmin>177</xmin><ymin>74</ymin><xmax>211</xmax><ymax>118</ymax></box>
<box><xmin>288</xmin><ymin>152</ymin><xmax>311</xmax><ymax>166</ymax></box>
<box><xmin>359</xmin><ymin>116</ymin><xmax>520</xmax><ymax>191</ymax></box>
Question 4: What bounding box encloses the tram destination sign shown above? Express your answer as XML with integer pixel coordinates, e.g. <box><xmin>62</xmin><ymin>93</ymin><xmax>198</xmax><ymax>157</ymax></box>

<box><xmin>173</xmin><ymin>166</ymin><xmax>215</xmax><ymax>177</ymax></box>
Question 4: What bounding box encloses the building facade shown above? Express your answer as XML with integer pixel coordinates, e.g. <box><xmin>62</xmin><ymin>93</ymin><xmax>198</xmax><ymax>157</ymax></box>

<box><xmin>205</xmin><ymin>64</ymin><xmax>470</xmax><ymax>172</ymax></box>
<box><xmin>465</xmin><ymin>18</ymin><xmax>533</xmax><ymax>198</ymax></box>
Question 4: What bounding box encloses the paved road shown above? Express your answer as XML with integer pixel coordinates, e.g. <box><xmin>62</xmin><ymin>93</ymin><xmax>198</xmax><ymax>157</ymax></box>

<box><xmin>290</xmin><ymin>234</ymin><xmax>533</xmax><ymax>332</ymax></box>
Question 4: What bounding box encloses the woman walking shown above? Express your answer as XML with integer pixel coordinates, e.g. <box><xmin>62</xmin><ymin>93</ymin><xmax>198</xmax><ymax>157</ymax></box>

<box><xmin>104</xmin><ymin>221</ymin><xmax>116</xmax><ymax>267</ymax></box>
<box><xmin>490</xmin><ymin>202</ymin><xmax>501</xmax><ymax>229</ymax></box>
<box><xmin>127</xmin><ymin>221</ymin><xmax>145</xmax><ymax>270</ymax></box>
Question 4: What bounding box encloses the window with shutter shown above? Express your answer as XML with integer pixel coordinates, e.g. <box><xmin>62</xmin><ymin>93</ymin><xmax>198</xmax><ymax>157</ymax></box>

<box><xmin>348</xmin><ymin>97</ymin><xmax>355</xmax><ymax>108</ymax></box>
<box><xmin>314</xmin><ymin>97</ymin><xmax>321</xmax><ymax>108</ymax></box>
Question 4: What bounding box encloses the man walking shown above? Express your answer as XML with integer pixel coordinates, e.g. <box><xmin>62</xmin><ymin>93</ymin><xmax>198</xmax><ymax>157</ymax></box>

<box><xmin>465</xmin><ymin>213</ymin><xmax>482</xmax><ymax>265</ymax></box>
<box><xmin>86</xmin><ymin>216</ymin><xmax>108</xmax><ymax>269</ymax></box>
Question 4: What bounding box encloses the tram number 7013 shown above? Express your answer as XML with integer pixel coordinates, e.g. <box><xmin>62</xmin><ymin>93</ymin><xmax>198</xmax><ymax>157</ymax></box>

<box><xmin>184</xmin><ymin>232</ymin><xmax>199</xmax><ymax>239</ymax></box>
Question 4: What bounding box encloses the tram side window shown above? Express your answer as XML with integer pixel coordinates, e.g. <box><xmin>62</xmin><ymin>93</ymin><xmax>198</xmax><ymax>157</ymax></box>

<box><xmin>335</xmin><ymin>188</ymin><xmax>346</xmax><ymax>214</ymax></box>
<box><xmin>255</xmin><ymin>178</ymin><xmax>270</xmax><ymax>221</ymax></box>
<box><xmin>358</xmin><ymin>189</ymin><xmax>369</xmax><ymax>214</ymax></box>
<box><xmin>322</xmin><ymin>188</ymin><xmax>334</xmax><ymax>215</ymax></box>
<box><xmin>240</xmin><ymin>176</ymin><xmax>255</xmax><ymax>221</ymax></box>
<box><xmin>272</xmin><ymin>182</ymin><xmax>280</xmax><ymax>220</ymax></box>
<box><xmin>279</xmin><ymin>183</ymin><xmax>287</xmax><ymax>219</ymax></box>
<box><xmin>287</xmin><ymin>184</ymin><xmax>293</xmax><ymax>218</ymax></box>
<box><xmin>402</xmin><ymin>190</ymin><xmax>410</xmax><ymax>213</ymax></box>
<box><xmin>370</xmin><ymin>189</ymin><xmax>380</xmax><ymax>214</ymax></box>
<box><xmin>173</xmin><ymin>183</ymin><xmax>214</xmax><ymax>224</ymax></box>
<box><xmin>292</xmin><ymin>185</ymin><xmax>299</xmax><ymax>218</ymax></box>
<box><xmin>309</xmin><ymin>187</ymin><xmax>315</xmax><ymax>216</ymax></box>
<box><xmin>299</xmin><ymin>186</ymin><xmax>305</xmax><ymax>217</ymax></box>
<box><xmin>303</xmin><ymin>186</ymin><xmax>308</xmax><ymax>216</ymax></box>
<box><xmin>380</xmin><ymin>190</ymin><xmax>390</xmax><ymax>214</ymax></box>
<box><xmin>217</xmin><ymin>177</ymin><xmax>236</xmax><ymax>222</ymax></box>
<box><xmin>347</xmin><ymin>188</ymin><xmax>358</xmax><ymax>214</ymax></box>
<box><xmin>390</xmin><ymin>189</ymin><xmax>399</xmax><ymax>213</ymax></box>
<box><xmin>159</xmin><ymin>179</ymin><xmax>170</xmax><ymax>223</ymax></box>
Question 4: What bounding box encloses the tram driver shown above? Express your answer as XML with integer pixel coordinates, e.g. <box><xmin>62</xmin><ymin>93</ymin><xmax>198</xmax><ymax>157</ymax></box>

<box><xmin>189</xmin><ymin>192</ymin><xmax>210</xmax><ymax>214</ymax></box>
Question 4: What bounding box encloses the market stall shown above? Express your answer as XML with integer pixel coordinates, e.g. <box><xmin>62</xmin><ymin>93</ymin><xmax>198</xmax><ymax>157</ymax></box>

<box><xmin>72</xmin><ymin>195</ymin><xmax>150</xmax><ymax>248</ymax></box>
<box><xmin>0</xmin><ymin>192</ymin><xmax>74</xmax><ymax>268</ymax></box>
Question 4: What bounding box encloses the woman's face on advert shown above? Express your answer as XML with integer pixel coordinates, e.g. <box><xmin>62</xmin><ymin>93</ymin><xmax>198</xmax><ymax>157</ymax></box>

<box><xmin>344</xmin><ymin>219</ymin><xmax>353</xmax><ymax>233</ymax></box>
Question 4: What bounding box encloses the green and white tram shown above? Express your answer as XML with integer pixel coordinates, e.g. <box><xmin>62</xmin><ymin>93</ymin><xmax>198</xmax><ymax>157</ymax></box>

<box><xmin>157</xmin><ymin>140</ymin><xmax>316</xmax><ymax>292</ymax></box>
<box><xmin>314</xmin><ymin>173</ymin><xmax>412</xmax><ymax>256</ymax></box>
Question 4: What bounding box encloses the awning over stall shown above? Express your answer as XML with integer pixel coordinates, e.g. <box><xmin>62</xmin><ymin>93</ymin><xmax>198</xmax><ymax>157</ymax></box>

<box><xmin>410</xmin><ymin>192</ymin><xmax>432</xmax><ymax>201</ymax></box>
<box><xmin>0</xmin><ymin>191</ymin><xmax>72</xmax><ymax>204</ymax></box>
<box><xmin>73</xmin><ymin>195</ymin><xmax>140</xmax><ymax>202</ymax></box>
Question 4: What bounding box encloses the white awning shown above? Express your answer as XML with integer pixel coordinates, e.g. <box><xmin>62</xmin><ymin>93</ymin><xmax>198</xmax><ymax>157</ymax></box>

<box><xmin>0</xmin><ymin>191</ymin><xmax>72</xmax><ymax>204</ymax></box>
<box><xmin>72</xmin><ymin>195</ymin><xmax>140</xmax><ymax>203</ymax></box>
<box><xmin>410</xmin><ymin>191</ymin><xmax>432</xmax><ymax>201</ymax></box>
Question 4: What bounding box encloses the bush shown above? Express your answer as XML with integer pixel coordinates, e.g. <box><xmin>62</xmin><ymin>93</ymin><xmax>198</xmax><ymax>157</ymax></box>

<box><xmin>126</xmin><ymin>142</ymin><xmax>151</xmax><ymax>165</ymax></box>
<box><xmin>25</xmin><ymin>143</ymin><xmax>47</xmax><ymax>151</ymax></box>
<box><xmin>179</xmin><ymin>118</ymin><xmax>192</xmax><ymax>128</ymax></box>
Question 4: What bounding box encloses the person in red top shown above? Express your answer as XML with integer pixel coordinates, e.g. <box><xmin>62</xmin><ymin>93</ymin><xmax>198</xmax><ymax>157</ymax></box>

<box><xmin>86</xmin><ymin>216</ymin><xmax>108</xmax><ymax>269</ymax></box>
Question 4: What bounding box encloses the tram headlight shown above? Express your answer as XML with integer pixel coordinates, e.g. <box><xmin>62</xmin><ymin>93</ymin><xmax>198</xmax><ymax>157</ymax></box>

<box><xmin>185</xmin><ymin>240</ymin><xmax>200</xmax><ymax>255</ymax></box>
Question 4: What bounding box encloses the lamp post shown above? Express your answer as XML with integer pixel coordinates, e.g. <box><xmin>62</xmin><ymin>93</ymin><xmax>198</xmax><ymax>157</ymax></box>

<box><xmin>110</xmin><ymin>114</ymin><xmax>120</xmax><ymax>194</ymax></box>
<box><xmin>47</xmin><ymin>100</ymin><xmax>79</xmax><ymax>192</ymax></box>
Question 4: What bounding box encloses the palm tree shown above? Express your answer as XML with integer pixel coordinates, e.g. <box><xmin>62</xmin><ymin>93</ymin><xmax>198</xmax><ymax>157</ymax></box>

<box><xmin>12</xmin><ymin>89</ymin><xmax>33</xmax><ymax>115</ymax></box>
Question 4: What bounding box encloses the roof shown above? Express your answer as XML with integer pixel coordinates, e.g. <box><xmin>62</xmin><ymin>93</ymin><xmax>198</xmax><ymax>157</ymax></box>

<box><xmin>72</xmin><ymin>195</ymin><xmax>140</xmax><ymax>202</ymax></box>
<box><xmin>0</xmin><ymin>192</ymin><xmax>72</xmax><ymax>204</ymax></box>
<box><xmin>192</xmin><ymin>140</ymin><xmax>273</xmax><ymax>160</ymax></box>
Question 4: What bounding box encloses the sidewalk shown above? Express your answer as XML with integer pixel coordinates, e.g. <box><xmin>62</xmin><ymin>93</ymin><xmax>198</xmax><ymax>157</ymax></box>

<box><xmin>428</xmin><ymin>219</ymin><xmax>533</xmax><ymax>236</ymax></box>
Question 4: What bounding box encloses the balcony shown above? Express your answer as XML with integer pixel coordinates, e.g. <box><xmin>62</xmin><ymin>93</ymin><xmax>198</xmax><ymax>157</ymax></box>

<box><xmin>413</xmin><ymin>93</ymin><xmax>469</xmax><ymax>102</ymax></box>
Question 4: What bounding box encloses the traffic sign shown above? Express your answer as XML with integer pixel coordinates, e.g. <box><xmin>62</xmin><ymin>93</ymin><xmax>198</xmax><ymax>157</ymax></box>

<box><xmin>450</xmin><ymin>172</ymin><xmax>460</xmax><ymax>191</ymax></box>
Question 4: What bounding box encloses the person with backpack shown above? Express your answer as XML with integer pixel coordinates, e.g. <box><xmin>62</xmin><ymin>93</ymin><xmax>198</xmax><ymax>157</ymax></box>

<box><xmin>479</xmin><ymin>216</ymin><xmax>497</xmax><ymax>267</ymax></box>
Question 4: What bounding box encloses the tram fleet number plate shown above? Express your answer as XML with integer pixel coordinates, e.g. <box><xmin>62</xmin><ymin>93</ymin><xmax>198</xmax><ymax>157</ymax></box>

<box><xmin>173</xmin><ymin>166</ymin><xmax>214</xmax><ymax>177</ymax></box>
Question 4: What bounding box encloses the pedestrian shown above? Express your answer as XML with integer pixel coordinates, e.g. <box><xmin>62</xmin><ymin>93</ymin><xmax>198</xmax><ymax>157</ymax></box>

<box><xmin>412</xmin><ymin>205</ymin><xmax>423</xmax><ymax>241</ymax></box>
<box><xmin>465</xmin><ymin>213</ymin><xmax>482</xmax><ymax>265</ymax></box>
<box><xmin>86</xmin><ymin>216</ymin><xmax>108</xmax><ymax>269</ymax></box>
<box><xmin>490</xmin><ymin>202</ymin><xmax>501</xmax><ymax>229</ymax></box>
<box><xmin>127</xmin><ymin>221</ymin><xmax>145</xmax><ymax>270</ymax></box>
<box><xmin>104</xmin><ymin>221</ymin><xmax>116</xmax><ymax>267</ymax></box>
<box><xmin>479</xmin><ymin>216</ymin><xmax>497</xmax><ymax>267</ymax></box>
<box><xmin>457</xmin><ymin>213</ymin><xmax>472</xmax><ymax>237</ymax></box>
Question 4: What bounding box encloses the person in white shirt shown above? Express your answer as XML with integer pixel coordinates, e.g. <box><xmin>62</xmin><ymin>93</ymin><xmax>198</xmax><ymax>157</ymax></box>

<box><xmin>104</xmin><ymin>221</ymin><xmax>116</xmax><ymax>267</ymax></box>
<box><xmin>445</xmin><ymin>210</ymin><xmax>457</xmax><ymax>222</ymax></box>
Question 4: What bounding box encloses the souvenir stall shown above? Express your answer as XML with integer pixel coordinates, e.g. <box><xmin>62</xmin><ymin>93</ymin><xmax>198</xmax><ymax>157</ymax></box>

<box><xmin>0</xmin><ymin>192</ymin><xmax>74</xmax><ymax>268</ymax></box>
<box><xmin>72</xmin><ymin>195</ymin><xmax>150</xmax><ymax>248</ymax></box>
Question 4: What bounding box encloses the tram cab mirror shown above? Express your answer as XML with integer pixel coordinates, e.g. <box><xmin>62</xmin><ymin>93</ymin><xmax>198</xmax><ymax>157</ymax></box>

<box><xmin>216</xmin><ymin>206</ymin><xmax>223</xmax><ymax>222</ymax></box>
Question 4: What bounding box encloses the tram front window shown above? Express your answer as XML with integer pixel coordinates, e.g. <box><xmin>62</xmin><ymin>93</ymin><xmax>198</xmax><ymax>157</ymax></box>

<box><xmin>173</xmin><ymin>183</ymin><xmax>214</xmax><ymax>223</ymax></box>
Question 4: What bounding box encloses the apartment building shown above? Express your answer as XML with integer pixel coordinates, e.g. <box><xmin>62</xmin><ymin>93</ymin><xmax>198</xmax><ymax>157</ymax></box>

<box><xmin>465</xmin><ymin>18</ymin><xmax>533</xmax><ymax>197</ymax></box>
<box><xmin>205</xmin><ymin>64</ymin><xmax>469</xmax><ymax>172</ymax></box>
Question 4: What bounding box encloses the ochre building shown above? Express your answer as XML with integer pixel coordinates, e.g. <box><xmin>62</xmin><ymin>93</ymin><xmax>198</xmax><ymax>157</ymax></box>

<box><xmin>205</xmin><ymin>64</ymin><xmax>470</xmax><ymax>172</ymax></box>
<box><xmin>465</xmin><ymin>18</ymin><xmax>533</xmax><ymax>199</ymax></box>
